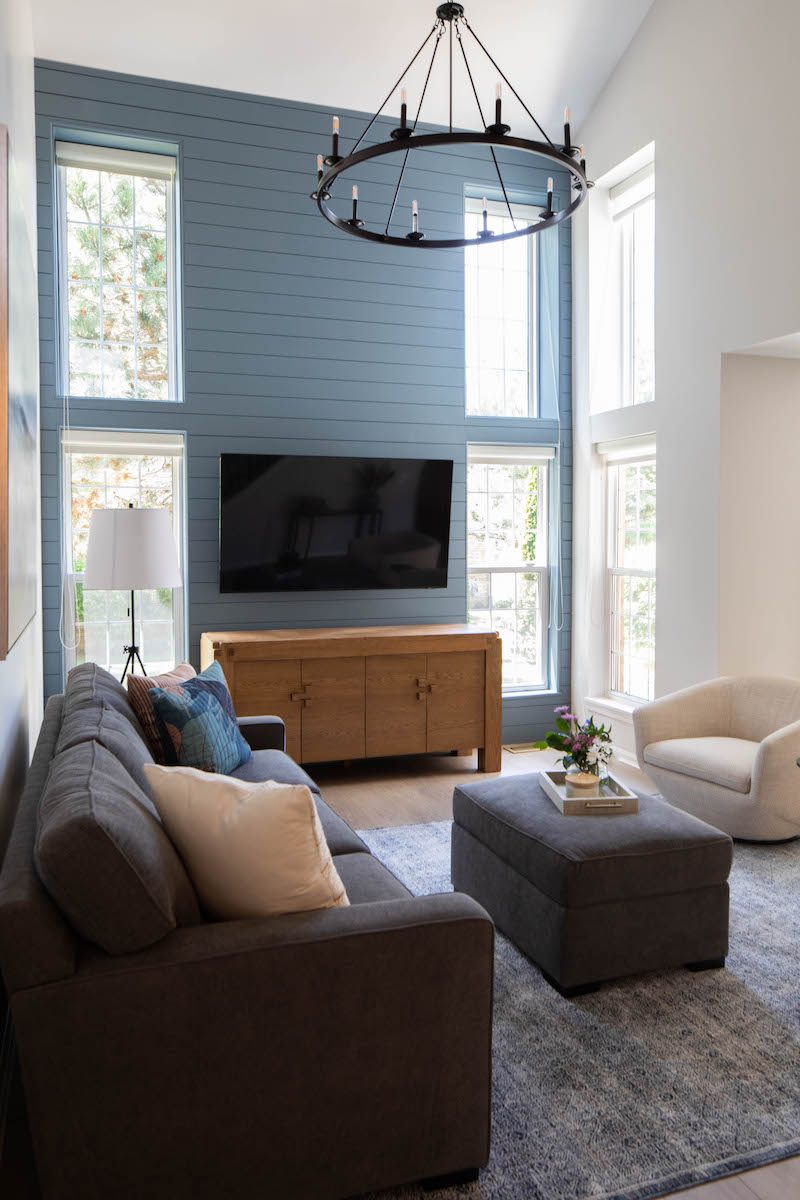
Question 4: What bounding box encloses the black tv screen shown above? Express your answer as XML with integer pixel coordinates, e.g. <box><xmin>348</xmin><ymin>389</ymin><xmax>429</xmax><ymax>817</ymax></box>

<box><xmin>219</xmin><ymin>453</ymin><xmax>454</xmax><ymax>593</ymax></box>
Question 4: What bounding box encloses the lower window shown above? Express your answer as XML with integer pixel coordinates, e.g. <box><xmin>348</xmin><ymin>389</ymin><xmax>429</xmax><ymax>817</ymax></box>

<box><xmin>61</xmin><ymin>429</ymin><xmax>185</xmax><ymax>677</ymax></box>
<box><xmin>607</xmin><ymin>458</ymin><xmax>656</xmax><ymax>700</ymax></box>
<box><xmin>467</xmin><ymin>446</ymin><xmax>551</xmax><ymax>690</ymax></box>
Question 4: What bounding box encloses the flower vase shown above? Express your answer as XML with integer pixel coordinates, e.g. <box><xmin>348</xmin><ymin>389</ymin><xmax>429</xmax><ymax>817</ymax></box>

<box><xmin>566</xmin><ymin>764</ymin><xmax>601</xmax><ymax>788</ymax></box>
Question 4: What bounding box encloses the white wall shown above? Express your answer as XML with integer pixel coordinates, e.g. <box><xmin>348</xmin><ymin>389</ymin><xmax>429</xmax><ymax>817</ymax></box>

<box><xmin>719</xmin><ymin>353</ymin><xmax>800</xmax><ymax>678</ymax></box>
<box><xmin>0</xmin><ymin>0</ymin><xmax>42</xmax><ymax>859</ymax></box>
<box><xmin>573</xmin><ymin>0</ymin><xmax>800</xmax><ymax>700</ymax></box>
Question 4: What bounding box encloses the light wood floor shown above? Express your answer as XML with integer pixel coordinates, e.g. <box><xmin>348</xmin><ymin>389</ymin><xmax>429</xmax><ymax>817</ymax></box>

<box><xmin>316</xmin><ymin>746</ymin><xmax>800</xmax><ymax>1200</ymax></box>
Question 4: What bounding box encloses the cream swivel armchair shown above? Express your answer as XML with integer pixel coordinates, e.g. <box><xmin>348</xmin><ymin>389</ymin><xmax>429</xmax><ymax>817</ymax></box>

<box><xmin>633</xmin><ymin>676</ymin><xmax>800</xmax><ymax>841</ymax></box>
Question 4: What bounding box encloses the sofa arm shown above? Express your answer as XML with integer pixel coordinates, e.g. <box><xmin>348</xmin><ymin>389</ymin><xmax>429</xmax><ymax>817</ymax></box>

<box><xmin>13</xmin><ymin>894</ymin><xmax>494</xmax><ymax>1200</ymax></box>
<box><xmin>236</xmin><ymin>713</ymin><xmax>285</xmax><ymax>751</ymax></box>
<box><xmin>751</xmin><ymin>718</ymin><xmax>800</xmax><ymax>834</ymax></box>
<box><xmin>632</xmin><ymin>677</ymin><xmax>733</xmax><ymax>768</ymax></box>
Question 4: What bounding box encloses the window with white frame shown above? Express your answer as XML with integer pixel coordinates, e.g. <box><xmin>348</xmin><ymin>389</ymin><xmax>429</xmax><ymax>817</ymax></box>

<box><xmin>56</xmin><ymin>141</ymin><xmax>179</xmax><ymax>402</ymax></box>
<box><xmin>61</xmin><ymin>430</ymin><xmax>185</xmax><ymax>676</ymax></box>
<box><xmin>605</xmin><ymin>447</ymin><xmax>655</xmax><ymax>700</ymax></box>
<box><xmin>464</xmin><ymin>197</ymin><xmax>539</xmax><ymax>418</ymax></box>
<box><xmin>610</xmin><ymin>163</ymin><xmax>654</xmax><ymax>406</ymax></box>
<box><xmin>467</xmin><ymin>445</ymin><xmax>551</xmax><ymax>689</ymax></box>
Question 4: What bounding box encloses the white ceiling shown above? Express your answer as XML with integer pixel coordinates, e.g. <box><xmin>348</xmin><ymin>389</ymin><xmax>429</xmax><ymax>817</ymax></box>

<box><xmin>32</xmin><ymin>0</ymin><xmax>654</xmax><ymax>137</ymax></box>
<box><xmin>739</xmin><ymin>332</ymin><xmax>800</xmax><ymax>360</ymax></box>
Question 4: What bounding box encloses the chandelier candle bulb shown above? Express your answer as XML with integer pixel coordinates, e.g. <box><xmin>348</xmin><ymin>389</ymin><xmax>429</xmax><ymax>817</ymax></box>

<box><xmin>482</xmin><ymin>196</ymin><xmax>488</xmax><ymax>232</ymax></box>
<box><xmin>495</xmin><ymin>81</ymin><xmax>502</xmax><ymax>125</ymax></box>
<box><xmin>352</xmin><ymin>185</ymin><xmax>358</xmax><ymax>220</ymax></box>
<box><xmin>579</xmin><ymin>145</ymin><xmax>586</xmax><ymax>172</ymax></box>
<box><xmin>412</xmin><ymin>199</ymin><xmax>419</xmax><ymax>232</ymax></box>
<box><xmin>316</xmin><ymin>153</ymin><xmax>323</xmax><ymax>180</ymax></box>
<box><xmin>401</xmin><ymin>87</ymin><xmax>408</xmax><ymax>128</ymax></box>
<box><xmin>563</xmin><ymin>106</ymin><xmax>571</xmax><ymax>149</ymax></box>
<box><xmin>332</xmin><ymin>115</ymin><xmax>339</xmax><ymax>157</ymax></box>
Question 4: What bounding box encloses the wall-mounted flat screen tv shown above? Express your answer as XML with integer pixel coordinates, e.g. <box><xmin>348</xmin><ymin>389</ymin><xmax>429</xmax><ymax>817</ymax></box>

<box><xmin>219</xmin><ymin>453</ymin><xmax>454</xmax><ymax>593</ymax></box>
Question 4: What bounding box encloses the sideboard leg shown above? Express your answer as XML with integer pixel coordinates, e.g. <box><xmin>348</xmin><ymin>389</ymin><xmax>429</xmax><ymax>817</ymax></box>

<box><xmin>480</xmin><ymin>637</ymin><xmax>502</xmax><ymax>772</ymax></box>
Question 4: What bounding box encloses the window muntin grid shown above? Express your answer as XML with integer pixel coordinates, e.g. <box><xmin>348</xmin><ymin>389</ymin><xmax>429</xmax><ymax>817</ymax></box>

<box><xmin>59</xmin><ymin>161</ymin><xmax>176</xmax><ymax>401</ymax></box>
<box><xmin>467</xmin><ymin>459</ymin><xmax>549</xmax><ymax>690</ymax></box>
<box><xmin>464</xmin><ymin>197</ymin><xmax>539</xmax><ymax>418</ymax></box>
<box><xmin>63</xmin><ymin>438</ymin><xmax>184</xmax><ymax>677</ymax></box>
<box><xmin>608</xmin><ymin>460</ymin><xmax>656</xmax><ymax>700</ymax></box>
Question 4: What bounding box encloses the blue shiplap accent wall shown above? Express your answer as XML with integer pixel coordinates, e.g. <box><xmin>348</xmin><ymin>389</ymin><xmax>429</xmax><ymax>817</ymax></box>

<box><xmin>34</xmin><ymin>60</ymin><xmax>571</xmax><ymax>742</ymax></box>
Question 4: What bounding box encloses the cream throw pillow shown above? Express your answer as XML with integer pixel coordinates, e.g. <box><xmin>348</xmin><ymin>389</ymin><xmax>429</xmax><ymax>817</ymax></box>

<box><xmin>143</xmin><ymin>764</ymin><xmax>349</xmax><ymax>918</ymax></box>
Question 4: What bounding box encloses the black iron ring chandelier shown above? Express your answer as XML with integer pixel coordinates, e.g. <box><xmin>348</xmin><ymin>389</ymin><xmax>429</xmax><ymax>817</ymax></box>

<box><xmin>311</xmin><ymin>2</ymin><xmax>591</xmax><ymax>250</ymax></box>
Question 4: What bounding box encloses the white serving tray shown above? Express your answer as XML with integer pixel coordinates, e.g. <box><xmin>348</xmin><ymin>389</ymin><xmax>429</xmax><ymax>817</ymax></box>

<box><xmin>540</xmin><ymin>769</ymin><xmax>639</xmax><ymax>816</ymax></box>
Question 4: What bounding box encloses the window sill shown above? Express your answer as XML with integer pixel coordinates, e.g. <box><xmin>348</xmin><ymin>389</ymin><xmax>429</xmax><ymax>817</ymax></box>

<box><xmin>584</xmin><ymin>694</ymin><xmax>640</xmax><ymax>719</ymax></box>
<box><xmin>503</xmin><ymin>688</ymin><xmax>563</xmax><ymax>702</ymax></box>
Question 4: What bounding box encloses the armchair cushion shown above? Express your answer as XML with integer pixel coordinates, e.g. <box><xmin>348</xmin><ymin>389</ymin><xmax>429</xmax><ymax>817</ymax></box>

<box><xmin>644</xmin><ymin>736</ymin><xmax>759</xmax><ymax>794</ymax></box>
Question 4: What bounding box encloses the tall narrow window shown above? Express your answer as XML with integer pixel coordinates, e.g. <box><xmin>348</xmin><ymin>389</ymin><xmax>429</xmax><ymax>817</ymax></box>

<box><xmin>467</xmin><ymin>445</ymin><xmax>551</xmax><ymax>689</ymax></box>
<box><xmin>464</xmin><ymin>197</ymin><xmax>539</xmax><ymax>417</ymax></box>
<box><xmin>61</xmin><ymin>430</ymin><xmax>185</xmax><ymax>676</ymax></box>
<box><xmin>55</xmin><ymin>141</ymin><xmax>179</xmax><ymax>401</ymax></box>
<box><xmin>607</xmin><ymin>454</ymin><xmax>656</xmax><ymax>700</ymax></box>
<box><xmin>610</xmin><ymin>163</ymin><xmax>654</xmax><ymax>406</ymax></box>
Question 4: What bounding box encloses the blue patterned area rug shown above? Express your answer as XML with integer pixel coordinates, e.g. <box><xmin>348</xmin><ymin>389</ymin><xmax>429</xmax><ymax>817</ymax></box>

<box><xmin>357</xmin><ymin>820</ymin><xmax>800</xmax><ymax>1200</ymax></box>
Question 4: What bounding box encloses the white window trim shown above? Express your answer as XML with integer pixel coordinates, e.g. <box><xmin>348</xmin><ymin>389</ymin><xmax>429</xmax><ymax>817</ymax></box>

<box><xmin>464</xmin><ymin>195</ymin><xmax>541</xmax><ymax>419</ymax></box>
<box><xmin>55</xmin><ymin>141</ymin><xmax>180</xmax><ymax>404</ymax></box>
<box><xmin>603</xmin><ymin>448</ymin><xmax>656</xmax><ymax>703</ymax></box>
<box><xmin>467</xmin><ymin>444</ymin><xmax>553</xmax><ymax>694</ymax></box>
<box><xmin>60</xmin><ymin>428</ymin><xmax>187</xmax><ymax>677</ymax></box>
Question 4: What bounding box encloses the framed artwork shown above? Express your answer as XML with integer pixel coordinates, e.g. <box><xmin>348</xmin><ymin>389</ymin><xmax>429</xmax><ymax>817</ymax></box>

<box><xmin>0</xmin><ymin>123</ymin><xmax>39</xmax><ymax>659</ymax></box>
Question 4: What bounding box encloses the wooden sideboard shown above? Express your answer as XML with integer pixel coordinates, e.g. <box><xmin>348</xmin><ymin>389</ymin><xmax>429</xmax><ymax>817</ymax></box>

<box><xmin>201</xmin><ymin>624</ymin><xmax>502</xmax><ymax>771</ymax></box>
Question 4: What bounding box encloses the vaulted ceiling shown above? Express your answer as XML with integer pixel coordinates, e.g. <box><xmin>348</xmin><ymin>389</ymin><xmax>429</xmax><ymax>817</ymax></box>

<box><xmin>32</xmin><ymin>0</ymin><xmax>654</xmax><ymax>136</ymax></box>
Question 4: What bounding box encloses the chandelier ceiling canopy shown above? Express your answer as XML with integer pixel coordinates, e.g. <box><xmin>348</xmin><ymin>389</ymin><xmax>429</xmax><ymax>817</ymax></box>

<box><xmin>311</xmin><ymin>2</ymin><xmax>591</xmax><ymax>250</ymax></box>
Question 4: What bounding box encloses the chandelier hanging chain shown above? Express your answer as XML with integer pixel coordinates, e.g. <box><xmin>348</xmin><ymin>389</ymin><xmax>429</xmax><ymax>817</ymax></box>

<box><xmin>454</xmin><ymin>19</ymin><xmax>516</xmax><ymax>229</ymax></box>
<box><xmin>384</xmin><ymin>23</ymin><xmax>445</xmax><ymax>236</ymax></box>
<box><xmin>349</xmin><ymin>23</ymin><xmax>439</xmax><ymax>158</ymax></box>
<box><xmin>312</xmin><ymin>3</ymin><xmax>590</xmax><ymax>250</ymax></box>
<box><xmin>460</xmin><ymin>15</ymin><xmax>555</xmax><ymax>148</ymax></box>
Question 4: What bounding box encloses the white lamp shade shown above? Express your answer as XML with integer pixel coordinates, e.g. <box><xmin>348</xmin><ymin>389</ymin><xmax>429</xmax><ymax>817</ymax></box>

<box><xmin>83</xmin><ymin>508</ymin><xmax>182</xmax><ymax>591</ymax></box>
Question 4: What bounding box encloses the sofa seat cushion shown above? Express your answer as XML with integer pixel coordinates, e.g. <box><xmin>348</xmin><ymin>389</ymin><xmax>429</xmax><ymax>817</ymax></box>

<box><xmin>644</xmin><ymin>737</ymin><xmax>759</xmax><ymax>794</ymax></box>
<box><xmin>229</xmin><ymin>749</ymin><xmax>321</xmax><ymax>794</ymax></box>
<box><xmin>35</xmin><ymin>742</ymin><xmax>201</xmax><ymax>954</ymax></box>
<box><xmin>55</xmin><ymin>705</ymin><xmax>154</xmax><ymax>796</ymax></box>
<box><xmin>332</xmin><ymin>852</ymin><xmax>411</xmax><ymax>905</ymax></box>
<box><xmin>314</xmin><ymin>798</ymin><xmax>368</xmax><ymax>857</ymax></box>
<box><xmin>64</xmin><ymin>662</ymin><xmax>146</xmax><ymax>741</ymax></box>
<box><xmin>453</xmin><ymin>778</ymin><xmax>732</xmax><ymax>909</ymax></box>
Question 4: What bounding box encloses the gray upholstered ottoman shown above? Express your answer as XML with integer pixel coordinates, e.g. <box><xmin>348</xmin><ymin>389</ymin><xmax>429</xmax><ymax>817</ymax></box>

<box><xmin>451</xmin><ymin>773</ymin><xmax>733</xmax><ymax>995</ymax></box>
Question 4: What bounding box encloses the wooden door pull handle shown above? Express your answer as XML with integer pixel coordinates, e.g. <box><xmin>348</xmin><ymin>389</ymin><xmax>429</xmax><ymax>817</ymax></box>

<box><xmin>290</xmin><ymin>690</ymin><xmax>307</xmax><ymax>702</ymax></box>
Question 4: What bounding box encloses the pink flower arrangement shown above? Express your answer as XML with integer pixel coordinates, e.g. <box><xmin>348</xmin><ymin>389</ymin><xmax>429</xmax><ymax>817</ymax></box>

<box><xmin>535</xmin><ymin>706</ymin><xmax>613</xmax><ymax>775</ymax></box>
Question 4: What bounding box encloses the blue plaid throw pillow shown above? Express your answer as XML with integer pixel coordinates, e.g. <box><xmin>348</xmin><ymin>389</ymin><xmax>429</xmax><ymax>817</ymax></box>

<box><xmin>149</xmin><ymin>661</ymin><xmax>251</xmax><ymax>774</ymax></box>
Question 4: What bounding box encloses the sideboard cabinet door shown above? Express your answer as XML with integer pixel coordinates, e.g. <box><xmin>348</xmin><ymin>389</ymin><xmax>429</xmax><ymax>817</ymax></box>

<box><xmin>234</xmin><ymin>658</ymin><xmax>303</xmax><ymax>761</ymax></box>
<box><xmin>425</xmin><ymin>651</ymin><xmax>485</xmax><ymax>754</ymax></box>
<box><xmin>300</xmin><ymin>657</ymin><xmax>366</xmax><ymax>764</ymax></box>
<box><xmin>365</xmin><ymin>654</ymin><xmax>428</xmax><ymax>758</ymax></box>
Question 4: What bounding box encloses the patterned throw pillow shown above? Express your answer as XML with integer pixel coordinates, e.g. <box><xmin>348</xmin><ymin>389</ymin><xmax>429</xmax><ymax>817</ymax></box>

<box><xmin>127</xmin><ymin>663</ymin><xmax>197</xmax><ymax>762</ymax></box>
<box><xmin>149</xmin><ymin>661</ymin><xmax>251</xmax><ymax>775</ymax></box>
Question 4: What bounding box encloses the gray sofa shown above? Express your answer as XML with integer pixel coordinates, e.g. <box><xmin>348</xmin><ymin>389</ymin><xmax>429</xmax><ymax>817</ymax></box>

<box><xmin>0</xmin><ymin>664</ymin><xmax>494</xmax><ymax>1200</ymax></box>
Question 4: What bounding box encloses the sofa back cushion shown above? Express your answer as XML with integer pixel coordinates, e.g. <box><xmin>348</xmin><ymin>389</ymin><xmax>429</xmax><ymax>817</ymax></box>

<box><xmin>729</xmin><ymin>676</ymin><xmax>800</xmax><ymax>743</ymax></box>
<box><xmin>127</xmin><ymin>663</ymin><xmax>197</xmax><ymax>761</ymax></box>
<box><xmin>64</xmin><ymin>662</ymin><xmax>146</xmax><ymax>740</ymax></box>
<box><xmin>35</xmin><ymin>741</ymin><xmax>201</xmax><ymax>954</ymax></box>
<box><xmin>55</xmin><ymin>704</ymin><xmax>154</xmax><ymax>796</ymax></box>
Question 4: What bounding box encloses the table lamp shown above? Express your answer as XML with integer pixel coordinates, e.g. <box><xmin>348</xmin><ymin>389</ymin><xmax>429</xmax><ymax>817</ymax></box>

<box><xmin>83</xmin><ymin>505</ymin><xmax>182</xmax><ymax>680</ymax></box>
